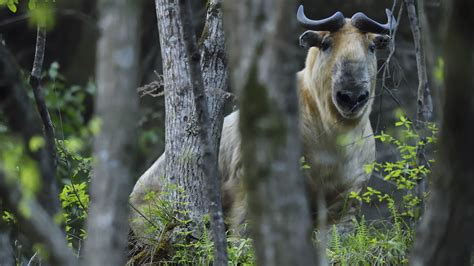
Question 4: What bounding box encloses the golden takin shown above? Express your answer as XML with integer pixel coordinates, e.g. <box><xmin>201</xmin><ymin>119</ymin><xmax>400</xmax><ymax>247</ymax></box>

<box><xmin>130</xmin><ymin>5</ymin><xmax>396</xmax><ymax>237</ymax></box>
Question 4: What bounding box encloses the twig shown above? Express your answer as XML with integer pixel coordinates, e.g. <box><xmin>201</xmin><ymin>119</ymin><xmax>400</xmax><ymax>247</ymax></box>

<box><xmin>128</xmin><ymin>203</ymin><xmax>161</xmax><ymax>230</ymax></box>
<box><xmin>376</xmin><ymin>1</ymin><xmax>404</xmax><ymax>133</ymax></box>
<box><xmin>29</xmin><ymin>25</ymin><xmax>57</xmax><ymax>167</ymax></box>
<box><xmin>405</xmin><ymin>0</ymin><xmax>433</xmax><ymax>215</ymax></box>
<box><xmin>178</xmin><ymin>0</ymin><xmax>228</xmax><ymax>265</ymax></box>
<box><xmin>137</xmin><ymin>72</ymin><xmax>165</xmax><ymax>97</ymax></box>
<box><xmin>404</xmin><ymin>0</ymin><xmax>433</xmax><ymax>124</ymax></box>
<box><xmin>27</xmin><ymin>252</ymin><xmax>39</xmax><ymax>266</ymax></box>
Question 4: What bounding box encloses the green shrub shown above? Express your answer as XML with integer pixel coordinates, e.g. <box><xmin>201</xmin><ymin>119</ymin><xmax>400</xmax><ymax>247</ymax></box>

<box><xmin>330</xmin><ymin>115</ymin><xmax>438</xmax><ymax>265</ymax></box>
<box><xmin>128</xmin><ymin>182</ymin><xmax>255</xmax><ymax>265</ymax></box>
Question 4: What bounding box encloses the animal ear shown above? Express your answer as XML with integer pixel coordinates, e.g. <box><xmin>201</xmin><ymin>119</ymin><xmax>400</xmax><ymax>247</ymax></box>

<box><xmin>373</xmin><ymin>34</ymin><xmax>391</xmax><ymax>49</ymax></box>
<box><xmin>299</xmin><ymin>30</ymin><xmax>323</xmax><ymax>49</ymax></box>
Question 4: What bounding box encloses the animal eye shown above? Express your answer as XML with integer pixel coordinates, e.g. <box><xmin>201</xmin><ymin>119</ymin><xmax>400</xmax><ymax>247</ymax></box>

<box><xmin>320</xmin><ymin>39</ymin><xmax>332</xmax><ymax>52</ymax></box>
<box><xmin>368</xmin><ymin>43</ymin><xmax>376</xmax><ymax>53</ymax></box>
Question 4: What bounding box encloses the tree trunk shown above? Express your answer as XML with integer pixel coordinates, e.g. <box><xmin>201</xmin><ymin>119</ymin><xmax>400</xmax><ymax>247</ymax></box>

<box><xmin>224</xmin><ymin>1</ymin><xmax>317</xmax><ymax>265</ymax></box>
<box><xmin>410</xmin><ymin>1</ymin><xmax>474</xmax><ymax>265</ymax></box>
<box><xmin>29</xmin><ymin>26</ymin><xmax>57</xmax><ymax>170</ymax></box>
<box><xmin>155</xmin><ymin>0</ymin><xmax>229</xmax><ymax>229</ymax></box>
<box><xmin>178</xmin><ymin>0</ymin><xmax>229</xmax><ymax>263</ymax></box>
<box><xmin>156</xmin><ymin>0</ymin><xmax>208</xmax><ymax>223</ymax></box>
<box><xmin>82</xmin><ymin>0</ymin><xmax>141</xmax><ymax>265</ymax></box>
<box><xmin>130</xmin><ymin>0</ymin><xmax>229</xmax><ymax>248</ymax></box>
<box><xmin>198</xmin><ymin>0</ymin><xmax>231</xmax><ymax>262</ymax></box>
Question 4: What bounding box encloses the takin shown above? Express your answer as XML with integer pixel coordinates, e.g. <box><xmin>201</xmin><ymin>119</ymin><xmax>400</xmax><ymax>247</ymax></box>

<box><xmin>129</xmin><ymin>5</ymin><xmax>397</xmax><ymax>237</ymax></box>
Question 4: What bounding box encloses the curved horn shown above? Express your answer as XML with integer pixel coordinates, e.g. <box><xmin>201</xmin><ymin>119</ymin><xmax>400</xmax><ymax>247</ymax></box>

<box><xmin>351</xmin><ymin>9</ymin><xmax>397</xmax><ymax>34</ymax></box>
<box><xmin>297</xmin><ymin>5</ymin><xmax>346</xmax><ymax>32</ymax></box>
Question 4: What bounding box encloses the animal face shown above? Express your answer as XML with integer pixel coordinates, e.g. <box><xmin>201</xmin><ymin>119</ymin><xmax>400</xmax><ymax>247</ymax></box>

<box><xmin>302</xmin><ymin>27</ymin><xmax>389</xmax><ymax>119</ymax></box>
<box><xmin>298</xmin><ymin>6</ymin><xmax>395</xmax><ymax>121</ymax></box>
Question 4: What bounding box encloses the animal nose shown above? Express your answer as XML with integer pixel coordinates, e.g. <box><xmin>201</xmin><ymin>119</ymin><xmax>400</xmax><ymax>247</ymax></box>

<box><xmin>336</xmin><ymin>90</ymin><xmax>369</xmax><ymax>111</ymax></box>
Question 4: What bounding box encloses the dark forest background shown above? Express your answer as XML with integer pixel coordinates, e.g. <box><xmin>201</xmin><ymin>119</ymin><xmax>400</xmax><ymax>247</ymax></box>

<box><xmin>2</xmin><ymin>0</ymin><xmax>472</xmax><ymax>265</ymax></box>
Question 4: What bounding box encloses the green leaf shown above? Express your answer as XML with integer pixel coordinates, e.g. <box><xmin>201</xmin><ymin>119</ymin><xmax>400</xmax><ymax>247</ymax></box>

<box><xmin>28</xmin><ymin>3</ymin><xmax>56</xmax><ymax>29</ymax></box>
<box><xmin>20</xmin><ymin>160</ymin><xmax>41</xmax><ymax>195</ymax></box>
<box><xmin>433</xmin><ymin>57</ymin><xmax>444</xmax><ymax>84</ymax></box>
<box><xmin>29</xmin><ymin>135</ymin><xmax>45</xmax><ymax>152</ymax></box>
<box><xmin>64</xmin><ymin>137</ymin><xmax>84</xmax><ymax>153</ymax></box>
<box><xmin>28</xmin><ymin>0</ymin><xmax>36</xmax><ymax>10</ymax></box>
<box><xmin>49</xmin><ymin>62</ymin><xmax>60</xmax><ymax>79</ymax></box>
<box><xmin>364</xmin><ymin>163</ymin><xmax>375</xmax><ymax>174</ymax></box>
<box><xmin>88</xmin><ymin>117</ymin><xmax>102</xmax><ymax>136</ymax></box>
<box><xmin>7</xmin><ymin>0</ymin><xmax>17</xmax><ymax>13</ymax></box>
<box><xmin>19</xmin><ymin>197</ymin><xmax>31</xmax><ymax>218</ymax></box>
<box><xmin>53</xmin><ymin>212</ymin><xmax>64</xmax><ymax>225</ymax></box>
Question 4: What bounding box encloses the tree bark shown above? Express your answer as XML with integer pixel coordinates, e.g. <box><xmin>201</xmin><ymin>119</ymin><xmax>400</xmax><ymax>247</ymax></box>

<box><xmin>178</xmin><ymin>0</ymin><xmax>228</xmax><ymax>264</ymax></box>
<box><xmin>405</xmin><ymin>0</ymin><xmax>433</xmax><ymax>216</ymax></box>
<box><xmin>198</xmin><ymin>0</ymin><xmax>231</xmax><ymax>262</ymax></box>
<box><xmin>405</xmin><ymin>0</ymin><xmax>433</xmax><ymax>123</ymax></box>
<box><xmin>82</xmin><ymin>0</ymin><xmax>141</xmax><ymax>265</ymax></box>
<box><xmin>410</xmin><ymin>1</ymin><xmax>474</xmax><ymax>265</ymax></box>
<box><xmin>224</xmin><ymin>1</ymin><xmax>316</xmax><ymax>265</ymax></box>
<box><xmin>155</xmin><ymin>0</ymin><xmax>229</xmax><ymax>229</ymax></box>
<box><xmin>29</xmin><ymin>26</ymin><xmax>57</xmax><ymax>169</ymax></box>
<box><xmin>156</xmin><ymin>0</ymin><xmax>208</xmax><ymax>223</ymax></box>
<box><xmin>130</xmin><ymin>0</ymin><xmax>229</xmax><ymax>246</ymax></box>
<box><xmin>199</xmin><ymin>0</ymin><xmax>231</xmax><ymax>153</ymax></box>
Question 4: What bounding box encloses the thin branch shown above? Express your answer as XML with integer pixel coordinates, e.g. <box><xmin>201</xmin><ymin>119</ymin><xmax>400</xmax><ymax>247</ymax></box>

<box><xmin>29</xmin><ymin>25</ymin><xmax>57</xmax><ymax>167</ymax></box>
<box><xmin>178</xmin><ymin>1</ymin><xmax>228</xmax><ymax>265</ymax></box>
<box><xmin>128</xmin><ymin>203</ymin><xmax>161</xmax><ymax>230</ymax></box>
<box><xmin>404</xmin><ymin>0</ymin><xmax>433</xmax><ymax>124</ymax></box>
<box><xmin>137</xmin><ymin>80</ymin><xmax>164</xmax><ymax>98</ymax></box>
<box><xmin>0</xmin><ymin>41</ymin><xmax>60</xmax><ymax>216</ymax></box>
<box><xmin>377</xmin><ymin>0</ymin><xmax>404</xmax><ymax>133</ymax></box>
<box><xmin>405</xmin><ymin>0</ymin><xmax>434</xmax><ymax>215</ymax></box>
<box><xmin>27</xmin><ymin>252</ymin><xmax>39</xmax><ymax>266</ymax></box>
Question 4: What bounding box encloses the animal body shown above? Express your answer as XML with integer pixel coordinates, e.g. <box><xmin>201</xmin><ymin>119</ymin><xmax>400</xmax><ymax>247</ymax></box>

<box><xmin>130</xmin><ymin>5</ymin><xmax>396</xmax><ymax>237</ymax></box>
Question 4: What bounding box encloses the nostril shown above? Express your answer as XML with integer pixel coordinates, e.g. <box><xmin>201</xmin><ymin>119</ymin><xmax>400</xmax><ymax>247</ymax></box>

<box><xmin>337</xmin><ymin>91</ymin><xmax>352</xmax><ymax>105</ymax></box>
<box><xmin>357</xmin><ymin>91</ymin><xmax>369</xmax><ymax>103</ymax></box>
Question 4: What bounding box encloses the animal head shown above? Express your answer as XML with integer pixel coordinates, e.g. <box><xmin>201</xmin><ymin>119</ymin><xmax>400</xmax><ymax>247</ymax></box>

<box><xmin>298</xmin><ymin>6</ymin><xmax>396</xmax><ymax>121</ymax></box>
